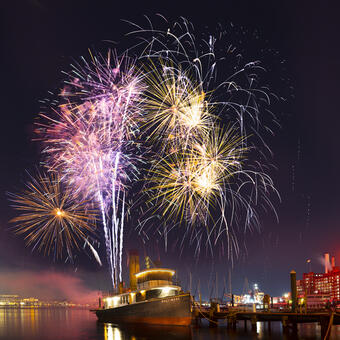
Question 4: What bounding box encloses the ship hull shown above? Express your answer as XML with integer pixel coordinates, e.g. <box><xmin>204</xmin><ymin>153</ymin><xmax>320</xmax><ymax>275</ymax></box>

<box><xmin>95</xmin><ymin>293</ymin><xmax>192</xmax><ymax>326</ymax></box>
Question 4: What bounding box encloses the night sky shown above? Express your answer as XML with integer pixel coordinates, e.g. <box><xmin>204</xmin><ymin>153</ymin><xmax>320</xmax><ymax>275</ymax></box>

<box><xmin>1</xmin><ymin>0</ymin><xmax>340</xmax><ymax>302</ymax></box>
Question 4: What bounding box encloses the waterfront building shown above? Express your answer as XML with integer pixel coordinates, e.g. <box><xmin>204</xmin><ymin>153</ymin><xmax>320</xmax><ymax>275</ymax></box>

<box><xmin>297</xmin><ymin>253</ymin><xmax>340</xmax><ymax>303</ymax></box>
<box><xmin>0</xmin><ymin>294</ymin><xmax>87</xmax><ymax>307</ymax></box>
<box><xmin>0</xmin><ymin>295</ymin><xmax>20</xmax><ymax>306</ymax></box>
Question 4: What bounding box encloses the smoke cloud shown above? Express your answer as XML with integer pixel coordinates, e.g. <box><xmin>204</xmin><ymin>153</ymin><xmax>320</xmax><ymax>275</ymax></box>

<box><xmin>317</xmin><ymin>255</ymin><xmax>332</xmax><ymax>273</ymax></box>
<box><xmin>0</xmin><ymin>270</ymin><xmax>99</xmax><ymax>304</ymax></box>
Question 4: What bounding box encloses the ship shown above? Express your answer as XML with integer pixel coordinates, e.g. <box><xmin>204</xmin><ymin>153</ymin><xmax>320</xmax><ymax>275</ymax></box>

<box><xmin>93</xmin><ymin>252</ymin><xmax>192</xmax><ymax>326</ymax></box>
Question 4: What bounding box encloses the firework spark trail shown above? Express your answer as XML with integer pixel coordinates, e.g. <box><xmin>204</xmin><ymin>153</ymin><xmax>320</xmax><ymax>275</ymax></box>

<box><xmin>111</xmin><ymin>152</ymin><xmax>121</xmax><ymax>286</ymax></box>
<box><xmin>88</xmin><ymin>142</ymin><xmax>115</xmax><ymax>286</ymax></box>
<box><xmin>97</xmin><ymin>182</ymin><xmax>114</xmax><ymax>285</ymax></box>
<box><xmin>84</xmin><ymin>238</ymin><xmax>102</xmax><ymax>266</ymax></box>
<box><xmin>119</xmin><ymin>191</ymin><xmax>125</xmax><ymax>283</ymax></box>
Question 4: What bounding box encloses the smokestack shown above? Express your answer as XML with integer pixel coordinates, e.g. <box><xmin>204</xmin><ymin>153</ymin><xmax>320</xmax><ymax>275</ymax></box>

<box><xmin>332</xmin><ymin>256</ymin><xmax>336</xmax><ymax>269</ymax></box>
<box><xmin>118</xmin><ymin>282</ymin><xmax>124</xmax><ymax>294</ymax></box>
<box><xmin>129</xmin><ymin>250</ymin><xmax>140</xmax><ymax>291</ymax></box>
<box><xmin>324</xmin><ymin>253</ymin><xmax>330</xmax><ymax>274</ymax></box>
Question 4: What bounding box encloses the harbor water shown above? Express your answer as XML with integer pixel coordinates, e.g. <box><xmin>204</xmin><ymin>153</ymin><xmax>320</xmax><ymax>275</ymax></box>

<box><xmin>1</xmin><ymin>308</ymin><xmax>340</xmax><ymax>340</ymax></box>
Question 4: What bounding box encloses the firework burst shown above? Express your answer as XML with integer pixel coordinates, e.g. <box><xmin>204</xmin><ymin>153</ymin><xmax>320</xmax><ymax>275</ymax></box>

<box><xmin>141</xmin><ymin>60</ymin><xmax>213</xmax><ymax>146</ymax></box>
<box><xmin>145</xmin><ymin>126</ymin><xmax>247</xmax><ymax>223</ymax></box>
<box><xmin>36</xmin><ymin>51</ymin><xmax>143</xmax><ymax>203</ymax></box>
<box><xmin>9</xmin><ymin>172</ymin><xmax>97</xmax><ymax>259</ymax></box>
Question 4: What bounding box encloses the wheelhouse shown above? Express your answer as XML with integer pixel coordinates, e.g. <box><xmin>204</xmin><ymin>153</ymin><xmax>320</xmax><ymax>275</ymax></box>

<box><xmin>102</xmin><ymin>268</ymin><xmax>181</xmax><ymax>309</ymax></box>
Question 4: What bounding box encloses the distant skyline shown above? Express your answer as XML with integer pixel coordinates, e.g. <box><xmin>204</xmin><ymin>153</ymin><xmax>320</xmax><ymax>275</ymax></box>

<box><xmin>1</xmin><ymin>1</ymin><xmax>340</xmax><ymax>300</ymax></box>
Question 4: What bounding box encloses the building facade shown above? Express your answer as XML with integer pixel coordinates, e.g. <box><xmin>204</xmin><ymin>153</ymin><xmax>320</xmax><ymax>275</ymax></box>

<box><xmin>297</xmin><ymin>253</ymin><xmax>340</xmax><ymax>302</ymax></box>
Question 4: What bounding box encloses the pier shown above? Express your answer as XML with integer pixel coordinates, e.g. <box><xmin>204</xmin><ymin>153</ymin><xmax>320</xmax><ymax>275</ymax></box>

<box><xmin>191</xmin><ymin>266</ymin><xmax>340</xmax><ymax>339</ymax></box>
<box><xmin>193</xmin><ymin>305</ymin><xmax>339</xmax><ymax>339</ymax></box>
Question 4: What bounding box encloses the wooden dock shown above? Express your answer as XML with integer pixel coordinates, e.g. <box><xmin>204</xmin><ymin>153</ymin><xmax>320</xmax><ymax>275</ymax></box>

<box><xmin>193</xmin><ymin>306</ymin><xmax>340</xmax><ymax>339</ymax></box>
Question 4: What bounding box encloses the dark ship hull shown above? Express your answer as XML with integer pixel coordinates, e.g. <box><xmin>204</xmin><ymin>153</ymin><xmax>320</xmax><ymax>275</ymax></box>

<box><xmin>95</xmin><ymin>293</ymin><xmax>192</xmax><ymax>326</ymax></box>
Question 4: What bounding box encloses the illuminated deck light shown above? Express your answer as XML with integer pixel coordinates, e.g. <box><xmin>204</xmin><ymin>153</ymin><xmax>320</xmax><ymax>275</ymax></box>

<box><xmin>135</xmin><ymin>269</ymin><xmax>175</xmax><ymax>278</ymax></box>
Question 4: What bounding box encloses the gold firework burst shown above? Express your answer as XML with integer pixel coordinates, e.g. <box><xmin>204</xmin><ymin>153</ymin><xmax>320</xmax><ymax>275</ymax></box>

<box><xmin>145</xmin><ymin>126</ymin><xmax>247</xmax><ymax>222</ymax></box>
<box><xmin>142</xmin><ymin>60</ymin><xmax>213</xmax><ymax>145</ymax></box>
<box><xmin>9</xmin><ymin>172</ymin><xmax>97</xmax><ymax>259</ymax></box>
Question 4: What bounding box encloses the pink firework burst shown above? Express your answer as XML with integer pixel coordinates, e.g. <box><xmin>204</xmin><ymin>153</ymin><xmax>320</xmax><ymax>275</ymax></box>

<box><xmin>36</xmin><ymin>51</ymin><xmax>143</xmax><ymax>205</ymax></box>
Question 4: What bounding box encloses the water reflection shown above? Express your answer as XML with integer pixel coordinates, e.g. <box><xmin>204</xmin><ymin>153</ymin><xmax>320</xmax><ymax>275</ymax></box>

<box><xmin>101</xmin><ymin>323</ymin><xmax>192</xmax><ymax>340</ymax></box>
<box><xmin>97</xmin><ymin>321</ymin><xmax>325</xmax><ymax>340</ymax></box>
<box><xmin>0</xmin><ymin>307</ymin><xmax>94</xmax><ymax>340</ymax></box>
<box><xmin>0</xmin><ymin>308</ymin><xmax>339</xmax><ymax>340</ymax></box>
<box><xmin>104</xmin><ymin>324</ymin><xmax>122</xmax><ymax>340</ymax></box>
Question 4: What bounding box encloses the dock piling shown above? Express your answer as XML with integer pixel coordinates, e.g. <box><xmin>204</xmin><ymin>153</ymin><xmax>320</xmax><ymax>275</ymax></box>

<box><xmin>281</xmin><ymin>316</ymin><xmax>289</xmax><ymax>333</ymax></box>
<box><xmin>320</xmin><ymin>315</ymin><xmax>332</xmax><ymax>340</ymax></box>
<box><xmin>290</xmin><ymin>270</ymin><xmax>297</xmax><ymax>313</ymax></box>
<box><xmin>250</xmin><ymin>315</ymin><xmax>257</xmax><ymax>331</ymax></box>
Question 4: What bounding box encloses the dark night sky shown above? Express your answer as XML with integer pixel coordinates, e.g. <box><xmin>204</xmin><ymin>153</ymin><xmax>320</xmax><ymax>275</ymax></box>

<box><xmin>1</xmin><ymin>0</ymin><xmax>340</xmax><ymax>300</ymax></box>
